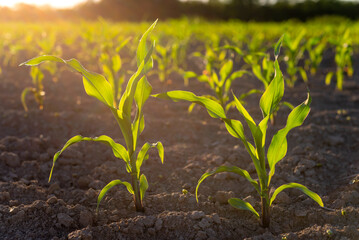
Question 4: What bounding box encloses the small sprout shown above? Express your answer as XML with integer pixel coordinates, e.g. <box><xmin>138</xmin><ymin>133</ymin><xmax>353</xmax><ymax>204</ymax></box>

<box><xmin>337</xmin><ymin>109</ymin><xmax>348</xmax><ymax>115</ymax></box>
<box><xmin>341</xmin><ymin>208</ymin><xmax>346</xmax><ymax>216</ymax></box>
<box><xmin>182</xmin><ymin>189</ymin><xmax>188</xmax><ymax>195</ymax></box>
<box><xmin>281</xmin><ymin>236</ymin><xmax>287</xmax><ymax>240</ymax></box>
<box><xmin>350</xmin><ymin>179</ymin><xmax>358</xmax><ymax>185</ymax></box>
<box><xmin>20</xmin><ymin>20</ymin><xmax>163</xmax><ymax>213</ymax></box>
<box><xmin>326</xmin><ymin>229</ymin><xmax>333</xmax><ymax>238</ymax></box>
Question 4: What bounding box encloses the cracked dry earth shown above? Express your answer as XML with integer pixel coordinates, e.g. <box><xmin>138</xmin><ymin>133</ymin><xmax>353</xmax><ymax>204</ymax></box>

<box><xmin>0</xmin><ymin>52</ymin><xmax>359</xmax><ymax>240</ymax></box>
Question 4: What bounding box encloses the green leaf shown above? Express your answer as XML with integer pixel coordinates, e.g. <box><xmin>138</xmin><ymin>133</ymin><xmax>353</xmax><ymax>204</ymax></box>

<box><xmin>137</xmin><ymin>19</ymin><xmax>157</xmax><ymax>73</ymax></box>
<box><xmin>132</xmin><ymin>76</ymin><xmax>152</xmax><ymax>151</ymax></box>
<box><xmin>269</xmin><ymin>182</ymin><xmax>323</xmax><ymax>207</ymax></box>
<box><xmin>282</xmin><ymin>101</ymin><xmax>295</xmax><ymax>110</ymax></box>
<box><xmin>19</xmin><ymin>55</ymin><xmax>65</xmax><ymax>66</ymax></box>
<box><xmin>222</xmin><ymin>118</ymin><xmax>267</xmax><ymax>183</ymax></box>
<box><xmin>195</xmin><ymin>166</ymin><xmax>259</xmax><ymax>202</ymax></box>
<box><xmin>97</xmin><ymin>179</ymin><xmax>134</xmax><ymax>211</ymax></box>
<box><xmin>135</xmin><ymin>76</ymin><xmax>152</xmax><ymax>114</ymax></box>
<box><xmin>219</xmin><ymin>60</ymin><xmax>233</xmax><ymax>85</ymax></box>
<box><xmin>337</xmin><ymin>69</ymin><xmax>343</xmax><ymax>91</ymax></box>
<box><xmin>299</xmin><ymin>67</ymin><xmax>308</xmax><ymax>83</ymax></box>
<box><xmin>252</xmin><ymin>64</ymin><xmax>266</xmax><ymax>84</ymax></box>
<box><xmin>232</xmin><ymin>93</ymin><xmax>257</xmax><ymax>132</ymax></box>
<box><xmin>259</xmin><ymin>60</ymin><xmax>284</xmax><ymax>118</ymax></box>
<box><xmin>118</xmin><ymin>43</ymin><xmax>154</xmax><ymax>118</ymax></box>
<box><xmin>274</xmin><ymin>35</ymin><xmax>284</xmax><ymax>59</ymax></box>
<box><xmin>267</xmin><ymin>92</ymin><xmax>311</xmax><ymax>183</ymax></box>
<box><xmin>21</xmin><ymin>87</ymin><xmax>35</xmax><ymax>112</ymax></box>
<box><xmin>228</xmin><ymin>198</ymin><xmax>260</xmax><ymax>218</ymax></box>
<box><xmin>20</xmin><ymin>55</ymin><xmax>115</xmax><ymax>108</ymax></box>
<box><xmin>183</xmin><ymin>71</ymin><xmax>197</xmax><ymax>79</ymax></box>
<box><xmin>153</xmin><ymin>90</ymin><xmax>226</xmax><ymax>119</ymax></box>
<box><xmin>112</xmin><ymin>54</ymin><xmax>122</xmax><ymax>73</ymax></box>
<box><xmin>325</xmin><ymin>72</ymin><xmax>333</xmax><ymax>86</ymax></box>
<box><xmin>30</xmin><ymin>66</ymin><xmax>44</xmax><ymax>84</ymax></box>
<box><xmin>50</xmin><ymin>135</ymin><xmax>130</xmax><ymax>182</ymax></box>
<box><xmin>136</xmin><ymin>142</ymin><xmax>164</xmax><ymax>177</ymax></box>
<box><xmin>139</xmin><ymin>174</ymin><xmax>149</xmax><ymax>202</ymax></box>
<box><xmin>221</xmin><ymin>45</ymin><xmax>243</xmax><ymax>56</ymax></box>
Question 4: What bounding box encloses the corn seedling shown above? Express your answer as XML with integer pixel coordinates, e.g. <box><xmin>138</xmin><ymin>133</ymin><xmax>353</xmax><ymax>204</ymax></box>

<box><xmin>326</xmin><ymin>29</ymin><xmax>353</xmax><ymax>91</ymax></box>
<box><xmin>21</xmin><ymin>66</ymin><xmax>45</xmax><ymax>111</ymax></box>
<box><xmin>283</xmin><ymin>30</ymin><xmax>307</xmax><ymax>87</ymax></box>
<box><xmin>37</xmin><ymin>32</ymin><xmax>62</xmax><ymax>82</ymax></box>
<box><xmin>154</xmin><ymin>38</ymin><xmax>323</xmax><ymax>227</ymax></box>
<box><xmin>183</xmin><ymin>59</ymin><xmax>249</xmax><ymax>112</ymax></box>
<box><xmin>304</xmin><ymin>35</ymin><xmax>327</xmax><ymax>76</ymax></box>
<box><xmin>20</xmin><ymin>20</ymin><xmax>164</xmax><ymax>212</ymax></box>
<box><xmin>152</xmin><ymin>40</ymin><xmax>179</xmax><ymax>83</ymax></box>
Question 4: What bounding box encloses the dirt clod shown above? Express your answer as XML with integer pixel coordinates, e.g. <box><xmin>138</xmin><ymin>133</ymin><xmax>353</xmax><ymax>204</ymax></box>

<box><xmin>1</xmin><ymin>152</ymin><xmax>20</xmax><ymax>167</ymax></box>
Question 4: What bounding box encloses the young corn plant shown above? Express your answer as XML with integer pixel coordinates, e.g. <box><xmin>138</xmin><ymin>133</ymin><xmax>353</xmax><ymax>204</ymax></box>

<box><xmin>20</xmin><ymin>20</ymin><xmax>164</xmax><ymax>212</ymax></box>
<box><xmin>183</xmin><ymin>59</ymin><xmax>248</xmax><ymax>112</ymax></box>
<box><xmin>304</xmin><ymin>35</ymin><xmax>327</xmax><ymax>76</ymax></box>
<box><xmin>21</xmin><ymin>66</ymin><xmax>45</xmax><ymax>111</ymax></box>
<box><xmin>21</xmin><ymin>33</ymin><xmax>63</xmax><ymax>112</ymax></box>
<box><xmin>283</xmin><ymin>30</ymin><xmax>307</xmax><ymax>87</ymax></box>
<box><xmin>326</xmin><ymin>29</ymin><xmax>353</xmax><ymax>91</ymax></box>
<box><xmin>152</xmin><ymin>40</ymin><xmax>179</xmax><ymax>83</ymax></box>
<box><xmin>154</xmin><ymin>39</ymin><xmax>323</xmax><ymax>227</ymax></box>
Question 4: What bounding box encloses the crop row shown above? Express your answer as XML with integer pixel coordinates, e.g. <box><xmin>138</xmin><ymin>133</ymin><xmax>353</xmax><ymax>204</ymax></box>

<box><xmin>0</xmin><ymin>20</ymin><xmax>356</xmax><ymax>112</ymax></box>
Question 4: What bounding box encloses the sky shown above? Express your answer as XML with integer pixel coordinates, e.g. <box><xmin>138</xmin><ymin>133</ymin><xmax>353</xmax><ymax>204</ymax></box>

<box><xmin>0</xmin><ymin>0</ymin><xmax>93</xmax><ymax>9</ymax></box>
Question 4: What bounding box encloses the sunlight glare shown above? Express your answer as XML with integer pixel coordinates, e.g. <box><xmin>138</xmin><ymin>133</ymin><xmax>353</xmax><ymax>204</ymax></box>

<box><xmin>0</xmin><ymin>0</ymin><xmax>91</xmax><ymax>8</ymax></box>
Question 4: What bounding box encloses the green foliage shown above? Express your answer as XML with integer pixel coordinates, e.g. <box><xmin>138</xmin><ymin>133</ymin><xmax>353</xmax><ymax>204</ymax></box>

<box><xmin>20</xmin><ymin>20</ymin><xmax>164</xmax><ymax>212</ymax></box>
<box><xmin>21</xmin><ymin>66</ymin><xmax>45</xmax><ymax>111</ymax></box>
<box><xmin>154</xmin><ymin>39</ymin><xmax>323</xmax><ymax>227</ymax></box>
<box><xmin>283</xmin><ymin>30</ymin><xmax>307</xmax><ymax>87</ymax></box>
<box><xmin>326</xmin><ymin>29</ymin><xmax>353</xmax><ymax>91</ymax></box>
<box><xmin>99</xmin><ymin>36</ymin><xmax>131</xmax><ymax>104</ymax></box>
<box><xmin>304</xmin><ymin>35</ymin><xmax>327</xmax><ymax>76</ymax></box>
<box><xmin>184</xmin><ymin>59</ymin><xmax>249</xmax><ymax>112</ymax></box>
<box><xmin>242</xmin><ymin>36</ymin><xmax>293</xmax><ymax>125</ymax></box>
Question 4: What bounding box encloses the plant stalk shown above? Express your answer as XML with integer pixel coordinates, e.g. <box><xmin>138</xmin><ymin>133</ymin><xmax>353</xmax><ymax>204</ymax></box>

<box><xmin>131</xmin><ymin>174</ymin><xmax>144</xmax><ymax>212</ymax></box>
<box><xmin>261</xmin><ymin>194</ymin><xmax>270</xmax><ymax>228</ymax></box>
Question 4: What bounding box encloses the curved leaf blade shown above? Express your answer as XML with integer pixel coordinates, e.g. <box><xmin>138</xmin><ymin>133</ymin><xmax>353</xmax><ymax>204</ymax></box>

<box><xmin>136</xmin><ymin>141</ymin><xmax>164</xmax><ymax>177</ymax></box>
<box><xmin>274</xmin><ymin>35</ymin><xmax>284</xmax><ymax>59</ymax></box>
<box><xmin>195</xmin><ymin>166</ymin><xmax>259</xmax><ymax>202</ymax></box>
<box><xmin>267</xmin><ymin>92</ymin><xmax>311</xmax><ymax>182</ymax></box>
<box><xmin>259</xmin><ymin>59</ymin><xmax>284</xmax><ymax>118</ymax></box>
<box><xmin>139</xmin><ymin>174</ymin><xmax>149</xmax><ymax>202</ymax></box>
<box><xmin>137</xmin><ymin>19</ymin><xmax>157</xmax><ymax>72</ymax></box>
<box><xmin>269</xmin><ymin>182</ymin><xmax>323</xmax><ymax>207</ymax></box>
<box><xmin>153</xmin><ymin>90</ymin><xmax>226</xmax><ymax>119</ymax></box>
<box><xmin>97</xmin><ymin>179</ymin><xmax>134</xmax><ymax>211</ymax></box>
<box><xmin>50</xmin><ymin>135</ymin><xmax>130</xmax><ymax>182</ymax></box>
<box><xmin>21</xmin><ymin>87</ymin><xmax>35</xmax><ymax>112</ymax></box>
<box><xmin>228</xmin><ymin>198</ymin><xmax>260</xmax><ymax>218</ymax></box>
<box><xmin>20</xmin><ymin>55</ymin><xmax>115</xmax><ymax>108</ymax></box>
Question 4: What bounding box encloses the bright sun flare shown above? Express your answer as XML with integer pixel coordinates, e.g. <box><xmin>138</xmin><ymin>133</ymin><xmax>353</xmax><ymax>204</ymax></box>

<box><xmin>0</xmin><ymin>0</ymin><xmax>90</xmax><ymax>8</ymax></box>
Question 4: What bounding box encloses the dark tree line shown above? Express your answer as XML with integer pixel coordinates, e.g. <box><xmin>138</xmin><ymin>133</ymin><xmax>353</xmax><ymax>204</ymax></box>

<box><xmin>1</xmin><ymin>0</ymin><xmax>359</xmax><ymax>22</ymax></box>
